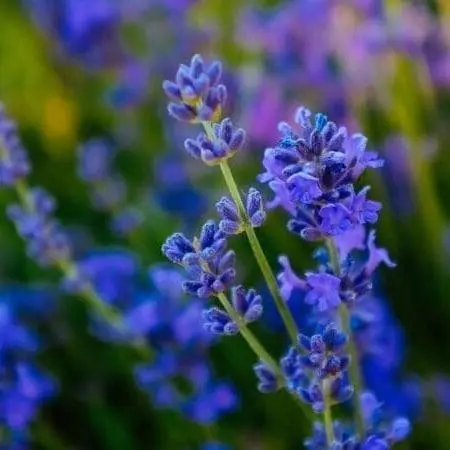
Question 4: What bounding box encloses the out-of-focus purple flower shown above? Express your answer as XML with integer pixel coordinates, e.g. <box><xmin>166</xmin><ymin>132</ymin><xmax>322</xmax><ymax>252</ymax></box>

<box><xmin>77</xmin><ymin>138</ymin><xmax>142</xmax><ymax>236</ymax></box>
<box><xmin>0</xmin><ymin>293</ymin><xmax>55</xmax><ymax>448</ymax></box>
<box><xmin>24</xmin><ymin>0</ymin><xmax>125</xmax><ymax>69</ymax></box>
<box><xmin>7</xmin><ymin>187</ymin><xmax>73</xmax><ymax>268</ymax></box>
<box><xmin>0</xmin><ymin>104</ymin><xmax>30</xmax><ymax>186</ymax></box>
<box><xmin>128</xmin><ymin>265</ymin><xmax>236</xmax><ymax>423</ymax></box>
<box><xmin>68</xmin><ymin>249</ymin><xmax>138</xmax><ymax>307</ymax></box>
<box><xmin>153</xmin><ymin>155</ymin><xmax>207</xmax><ymax>226</ymax></box>
<box><xmin>183</xmin><ymin>381</ymin><xmax>237</xmax><ymax>424</ymax></box>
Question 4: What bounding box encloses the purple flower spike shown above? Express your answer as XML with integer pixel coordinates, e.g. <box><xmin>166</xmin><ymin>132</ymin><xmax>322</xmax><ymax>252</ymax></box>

<box><xmin>0</xmin><ymin>104</ymin><xmax>30</xmax><ymax>186</ymax></box>
<box><xmin>163</xmin><ymin>54</ymin><xmax>227</xmax><ymax>123</ymax></box>
<box><xmin>246</xmin><ymin>188</ymin><xmax>266</xmax><ymax>228</ymax></box>
<box><xmin>184</xmin><ymin>118</ymin><xmax>245</xmax><ymax>166</ymax></box>
<box><xmin>217</xmin><ymin>188</ymin><xmax>265</xmax><ymax>235</ymax></box>
<box><xmin>162</xmin><ymin>222</ymin><xmax>236</xmax><ymax>298</ymax></box>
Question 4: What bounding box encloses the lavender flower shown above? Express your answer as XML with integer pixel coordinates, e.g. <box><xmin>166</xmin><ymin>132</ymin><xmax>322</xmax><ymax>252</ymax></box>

<box><xmin>128</xmin><ymin>265</ymin><xmax>237</xmax><ymax>423</ymax></box>
<box><xmin>7</xmin><ymin>187</ymin><xmax>72</xmax><ymax>268</ymax></box>
<box><xmin>0</xmin><ymin>294</ymin><xmax>55</xmax><ymax>448</ymax></box>
<box><xmin>253</xmin><ymin>362</ymin><xmax>279</xmax><ymax>393</ymax></box>
<box><xmin>0</xmin><ymin>104</ymin><xmax>30</xmax><ymax>186</ymax></box>
<box><xmin>162</xmin><ymin>221</ymin><xmax>236</xmax><ymax>298</ymax></box>
<box><xmin>260</xmin><ymin>107</ymin><xmax>383</xmax><ymax>241</ymax></box>
<box><xmin>184</xmin><ymin>118</ymin><xmax>245</xmax><ymax>165</ymax></box>
<box><xmin>203</xmin><ymin>286</ymin><xmax>263</xmax><ymax>335</ymax></box>
<box><xmin>77</xmin><ymin>138</ymin><xmax>142</xmax><ymax>236</ymax></box>
<box><xmin>25</xmin><ymin>0</ymin><xmax>125</xmax><ymax>69</ymax></box>
<box><xmin>163</xmin><ymin>54</ymin><xmax>227</xmax><ymax>123</ymax></box>
<box><xmin>216</xmin><ymin>187</ymin><xmax>266</xmax><ymax>235</ymax></box>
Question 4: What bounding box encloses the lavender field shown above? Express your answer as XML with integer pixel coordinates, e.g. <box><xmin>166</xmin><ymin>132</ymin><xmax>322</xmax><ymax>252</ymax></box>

<box><xmin>1</xmin><ymin>1</ymin><xmax>450</xmax><ymax>449</ymax></box>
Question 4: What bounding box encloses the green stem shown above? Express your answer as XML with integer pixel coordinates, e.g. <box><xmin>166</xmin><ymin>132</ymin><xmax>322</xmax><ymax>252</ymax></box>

<box><xmin>218</xmin><ymin>160</ymin><xmax>299</xmax><ymax>346</ymax></box>
<box><xmin>326</xmin><ymin>238</ymin><xmax>365</xmax><ymax>438</ymax></box>
<box><xmin>201</xmin><ymin>121</ymin><xmax>299</xmax><ymax>346</ymax></box>
<box><xmin>323</xmin><ymin>380</ymin><xmax>335</xmax><ymax>445</ymax></box>
<box><xmin>217</xmin><ymin>292</ymin><xmax>280</xmax><ymax>375</ymax></box>
<box><xmin>217</xmin><ymin>292</ymin><xmax>312</xmax><ymax>419</ymax></box>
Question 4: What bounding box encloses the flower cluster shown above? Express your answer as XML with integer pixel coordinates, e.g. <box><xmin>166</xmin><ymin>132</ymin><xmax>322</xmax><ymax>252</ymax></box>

<box><xmin>0</xmin><ymin>288</ymin><xmax>55</xmax><ymax>448</ymax></box>
<box><xmin>7</xmin><ymin>187</ymin><xmax>73</xmax><ymax>268</ymax></box>
<box><xmin>160</xmin><ymin>54</ymin><xmax>413</xmax><ymax>448</ymax></box>
<box><xmin>260</xmin><ymin>108</ymin><xmax>383</xmax><ymax>241</ymax></box>
<box><xmin>77</xmin><ymin>138</ymin><xmax>142</xmax><ymax>236</ymax></box>
<box><xmin>78</xmin><ymin>250</ymin><xmax>238</xmax><ymax>424</ymax></box>
<box><xmin>163</xmin><ymin>54</ymin><xmax>227</xmax><ymax>123</ymax></box>
<box><xmin>163</xmin><ymin>221</ymin><xmax>236</xmax><ymax>298</ymax></box>
<box><xmin>203</xmin><ymin>286</ymin><xmax>263</xmax><ymax>335</ymax></box>
<box><xmin>184</xmin><ymin>118</ymin><xmax>245</xmax><ymax>165</ymax></box>
<box><xmin>216</xmin><ymin>188</ymin><xmax>266</xmax><ymax>235</ymax></box>
<box><xmin>0</xmin><ymin>104</ymin><xmax>30</xmax><ymax>186</ymax></box>
<box><xmin>305</xmin><ymin>392</ymin><xmax>410</xmax><ymax>450</ymax></box>
<box><xmin>162</xmin><ymin>218</ymin><xmax>265</xmax><ymax>335</ymax></box>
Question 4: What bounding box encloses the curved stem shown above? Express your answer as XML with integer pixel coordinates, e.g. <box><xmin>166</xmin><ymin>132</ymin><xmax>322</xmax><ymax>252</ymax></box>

<box><xmin>216</xmin><ymin>292</ymin><xmax>311</xmax><ymax>419</ymax></box>
<box><xmin>12</xmin><ymin>180</ymin><xmax>150</xmax><ymax>358</ymax></box>
<box><xmin>201</xmin><ymin>121</ymin><xmax>299</xmax><ymax>346</ymax></box>
<box><xmin>325</xmin><ymin>238</ymin><xmax>365</xmax><ymax>438</ymax></box>
<box><xmin>217</xmin><ymin>292</ymin><xmax>280</xmax><ymax>375</ymax></box>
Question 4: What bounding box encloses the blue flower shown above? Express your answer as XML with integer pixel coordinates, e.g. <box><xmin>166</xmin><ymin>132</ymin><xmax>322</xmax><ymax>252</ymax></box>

<box><xmin>163</xmin><ymin>54</ymin><xmax>227</xmax><ymax>123</ymax></box>
<box><xmin>77</xmin><ymin>138</ymin><xmax>142</xmax><ymax>236</ymax></box>
<box><xmin>184</xmin><ymin>118</ymin><xmax>245</xmax><ymax>165</ymax></box>
<box><xmin>25</xmin><ymin>0</ymin><xmax>124</xmax><ymax>69</ymax></box>
<box><xmin>0</xmin><ymin>294</ymin><xmax>55</xmax><ymax>448</ymax></box>
<box><xmin>253</xmin><ymin>362</ymin><xmax>279</xmax><ymax>393</ymax></box>
<box><xmin>0</xmin><ymin>104</ymin><xmax>30</xmax><ymax>186</ymax></box>
<box><xmin>260</xmin><ymin>106</ymin><xmax>384</xmax><ymax>240</ymax></box>
<box><xmin>7</xmin><ymin>187</ymin><xmax>72</xmax><ymax>268</ymax></box>
<box><xmin>216</xmin><ymin>188</ymin><xmax>265</xmax><ymax>235</ymax></box>
<box><xmin>304</xmin><ymin>272</ymin><xmax>341</xmax><ymax>311</ymax></box>
<box><xmin>162</xmin><ymin>221</ymin><xmax>236</xmax><ymax>298</ymax></box>
<box><xmin>202</xmin><ymin>285</ymin><xmax>263</xmax><ymax>335</ymax></box>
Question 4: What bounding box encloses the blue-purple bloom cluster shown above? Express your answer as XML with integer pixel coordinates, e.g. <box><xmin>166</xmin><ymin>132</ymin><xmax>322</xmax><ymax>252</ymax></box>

<box><xmin>216</xmin><ymin>188</ymin><xmax>266</xmax><ymax>235</ymax></box>
<box><xmin>260</xmin><ymin>108</ymin><xmax>383</xmax><ymax>241</ymax></box>
<box><xmin>0</xmin><ymin>289</ymin><xmax>55</xmax><ymax>448</ymax></box>
<box><xmin>0</xmin><ymin>105</ymin><xmax>30</xmax><ymax>186</ymax></box>
<box><xmin>7</xmin><ymin>187</ymin><xmax>73</xmax><ymax>268</ymax></box>
<box><xmin>76</xmin><ymin>250</ymin><xmax>237</xmax><ymax>424</ymax></box>
<box><xmin>24</xmin><ymin>0</ymin><xmax>124</xmax><ymax>69</ymax></box>
<box><xmin>77</xmin><ymin>138</ymin><xmax>142</xmax><ymax>236</ymax></box>
<box><xmin>162</xmin><ymin>219</ymin><xmax>264</xmax><ymax>335</ymax></box>
<box><xmin>161</xmin><ymin>53</ymin><xmax>412</xmax><ymax>448</ymax></box>
<box><xmin>0</xmin><ymin>104</ymin><xmax>73</xmax><ymax>270</ymax></box>
<box><xmin>163</xmin><ymin>54</ymin><xmax>227</xmax><ymax>124</ymax></box>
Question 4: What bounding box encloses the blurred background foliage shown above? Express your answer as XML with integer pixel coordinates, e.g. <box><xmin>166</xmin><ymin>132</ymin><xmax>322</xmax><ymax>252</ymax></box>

<box><xmin>1</xmin><ymin>0</ymin><xmax>450</xmax><ymax>449</ymax></box>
